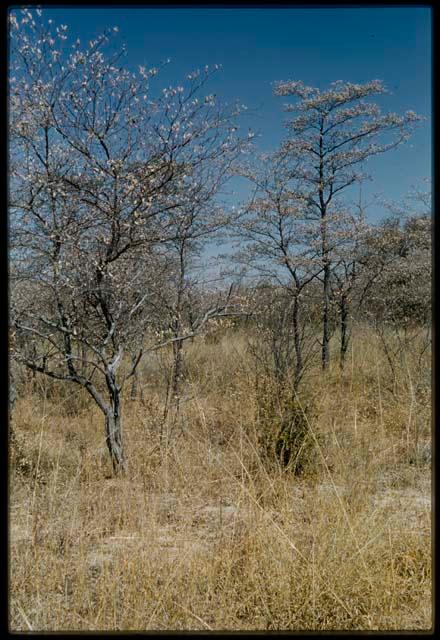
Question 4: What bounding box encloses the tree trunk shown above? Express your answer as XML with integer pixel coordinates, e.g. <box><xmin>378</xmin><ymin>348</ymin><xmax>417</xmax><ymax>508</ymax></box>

<box><xmin>292</xmin><ymin>294</ymin><xmax>303</xmax><ymax>391</ymax></box>
<box><xmin>319</xmin><ymin>119</ymin><xmax>330</xmax><ymax>372</ymax></box>
<box><xmin>169</xmin><ymin>242</ymin><xmax>186</xmax><ymax>413</ymax></box>
<box><xmin>171</xmin><ymin>338</ymin><xmax>184</xmax><ymax>405</ymax></box>
<box><xmin>103</xmin><ymin>378</ymin><xmax>126</xmax><ymax>473</ymax></box>
<box><xmin>105</xmin><ymin>408</ymin><xmax>126</xmax><ymax>474</ymax></box>
<box><xmin>161</xmin><ymin>337</ymin><xmax>184</xmax><ymax>443</ymax></box>
<box><xmin>322</xmin><ymin>260</ymin><xmax>331</xmax><ymax>371</ymax></box>
<box><xmin>130</xmin><ymin>352</ymin><xmax>143</xmax><ymax>401</ymax></box>
<box><xmin>339</xmin><ymin>293</ymin><xmax>349</xmax><ymax>370</ymax></box>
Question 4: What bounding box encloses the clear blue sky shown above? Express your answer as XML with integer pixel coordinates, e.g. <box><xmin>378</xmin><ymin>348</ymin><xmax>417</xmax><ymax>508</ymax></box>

<box><xmin>23</xmin><ymin>5</ymin><xmax>432</xmax><ymax>221</ymax></box>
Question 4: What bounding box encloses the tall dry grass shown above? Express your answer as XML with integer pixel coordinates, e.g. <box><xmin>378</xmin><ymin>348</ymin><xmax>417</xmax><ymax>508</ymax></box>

<box><xmin>9</xmin><ymin>325</ymin><xmax>431</xmax><ymax>631</ymax></box>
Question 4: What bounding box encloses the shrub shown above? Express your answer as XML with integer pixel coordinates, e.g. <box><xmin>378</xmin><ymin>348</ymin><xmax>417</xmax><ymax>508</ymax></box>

<box><xmin>256</xmin><ymin>376</ymin><xmax>317</xmax><ymax>475</ymax></box>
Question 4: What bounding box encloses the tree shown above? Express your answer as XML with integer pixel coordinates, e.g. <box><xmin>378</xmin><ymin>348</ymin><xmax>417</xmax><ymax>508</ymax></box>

<box><xmin>327</xmin><ymin>195</ymin><xmax>371</xmax><ymax>370</ymax></box>
<box><xmin>273</xmin><ymin>79</ymin><xmax>421</xmax><ymax>370</ymax></box>
<box><xmin>359</xmin><ymin>187</ymin><xmax>431</xmax><ymax>392</ymax></box>
<box><xmin>149</xmin><ymin>156</ymin><xmax>241</xmax><ymax>436</ymax></box>
<box><xmin>9</xmin><ymin>8</ymin><xmax>245</xmax><ymax>472</ymax></box>
<box><xmin>232</xmin><ymin>154</ymin><xmax>321</xmax><ymax>392</ymax></box>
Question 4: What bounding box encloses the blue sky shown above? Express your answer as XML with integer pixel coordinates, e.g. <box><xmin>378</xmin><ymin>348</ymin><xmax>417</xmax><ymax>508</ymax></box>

<box><xmin>17</xmin><ymin>5</ymin><xmax>432</xmax><ymax>222</ymax></box>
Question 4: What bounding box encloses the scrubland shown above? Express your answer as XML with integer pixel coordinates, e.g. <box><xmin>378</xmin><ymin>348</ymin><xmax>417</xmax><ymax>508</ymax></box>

<box><xmin>9</xmin><ymin>325</ymin><xmax>431</xmax><ymax>631</ymax></box>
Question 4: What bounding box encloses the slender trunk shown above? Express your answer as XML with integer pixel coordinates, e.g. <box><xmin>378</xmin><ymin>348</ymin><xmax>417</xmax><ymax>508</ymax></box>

<box><xmin>319</xmin><ymin>118</ymin><xmax>330</xmax><ymax>371</ymax></box>
<box><xmin>339</xmin><ymin>293</ymin><xmax>349</xmax><ymax>370</ymax></box>
<box><xmin>292</xmin><ymin>294</ymin><xmax>303</xmax><ymax>391</ymax></box>
<box><xmin>170</xmin><ymin>338</ymin><xmax>184</xmax><ymax>406</ymax></box>
<box><xmin>376</xmin><ymin>325</ymin><xmax>398</xmax><ymax>396</ymax></box>
<box><xmin>164</xmin><ymin>338</ymin><xmax>184</xmax><ymax>437</ymax></box>
<box><xmin>130</xmin><ymin>352</ymin><xmax>143</xmax><ymax>401</ymax></box>
<box><xmin>322</xmin><ymin>259</ymin><xmax>330</xmax><ymax>371</ymax></box>
<box><xmin>161</xmin><ymin>336</ymin><xmax>184</xmax><ymax>442</ymax></box>
<box><xmin>163</xmin><ymin>241</ymin><xmax>186</xmax><ymax>440</ymax></box>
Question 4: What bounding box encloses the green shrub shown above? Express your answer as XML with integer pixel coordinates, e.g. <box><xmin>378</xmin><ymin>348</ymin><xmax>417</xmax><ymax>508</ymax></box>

<box><xmin>256</xmin><ymin>377</ymin><xmax>316</xmax><ymax>475</ymax></box>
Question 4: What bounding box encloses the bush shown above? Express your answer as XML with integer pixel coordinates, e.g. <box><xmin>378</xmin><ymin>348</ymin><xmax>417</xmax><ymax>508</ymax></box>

<box><xmin>256</xmin><ymin>377</ymin><xmax>317</xmax><ymax>475</ymax></box>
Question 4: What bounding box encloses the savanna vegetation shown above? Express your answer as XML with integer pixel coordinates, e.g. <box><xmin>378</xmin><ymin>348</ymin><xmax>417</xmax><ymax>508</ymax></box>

<box><xmin>9</xmin><ymin>8</ymin><xmax>431</xmax><ymax>632</ymax></box>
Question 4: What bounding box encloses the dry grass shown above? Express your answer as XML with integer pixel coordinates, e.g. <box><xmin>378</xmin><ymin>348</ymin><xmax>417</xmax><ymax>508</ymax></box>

<box><xmin>9</xmin><ymin>326</ymin><xmax>432</xmax><ymax>631</ymax></box>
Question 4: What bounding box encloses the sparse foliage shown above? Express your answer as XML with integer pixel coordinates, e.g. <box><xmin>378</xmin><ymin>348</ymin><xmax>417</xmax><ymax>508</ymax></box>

<box><xmin>273</xmin><ymin>79</ymin><xmax>421</xmax><ymax>369</ymax></box>
<box><xmin>9</xmin><ymin>8</ymin><xmax>246</xmax><ymax>471</ymax></box>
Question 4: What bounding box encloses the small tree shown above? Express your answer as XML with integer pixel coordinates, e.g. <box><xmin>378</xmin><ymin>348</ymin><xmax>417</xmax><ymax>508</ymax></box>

<box><xmin>327</xmin><ymin>196</ymin><xmax>371</xmax><ymax>370</ymax></box>
<box><xmin>232</xmin><ymin>154</ymin><xmax>321</xmax><ymax>392</ymax></box>
<box><xmin>153</xmin><ymin>158</ymin><xmax>241</xmax><ymax>432</ymax></box>
<box><xmin>273</xmin><ymin>78</ymin><xmax>421</xmax><ymax>370</ymax></box>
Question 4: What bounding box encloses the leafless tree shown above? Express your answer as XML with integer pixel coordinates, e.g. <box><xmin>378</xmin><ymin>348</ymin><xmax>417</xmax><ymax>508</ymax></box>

<box><xmin>273</xmin><ymin>79</ymin><xmax>421</xmax><ymax>370</ymax></box>
<box><xmin>327</xmin><ymin>193</ymin><xmax>372</xmax><ymax>370</ymax></box>
<box><xmin>231</xmin><ymin>154</ymin><xmax>321</xmax><ymax>392</ymax></box>
<box><xmin>9</xmin><ymin>8</ymin><xmax>246</xmax><ymax>472</ymax></box>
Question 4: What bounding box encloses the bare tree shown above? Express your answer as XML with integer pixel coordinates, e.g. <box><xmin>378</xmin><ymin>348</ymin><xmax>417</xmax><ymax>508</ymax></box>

<box><xmin>151</xmin><ymin>153</ymin><xmax>243</xmax><ymax>432</ymax></box>
<box><xmin>327</xmin><ymin>195</ymin><xmax>371</xmax><ymax>370</ymax></box>
<box><xmin>273</xmin><ymin>79</ymin><xmax>421</xmax><ymax>370</ymax></box>
<box><xmin>9</xmin><ymin>8</ymin><xmax>245</xmax><ymax>472</ymax></box>
<box><xmin>231</xmin><ymin>154</ymin><xmax>321</xmax><ymax>392</ymax></box>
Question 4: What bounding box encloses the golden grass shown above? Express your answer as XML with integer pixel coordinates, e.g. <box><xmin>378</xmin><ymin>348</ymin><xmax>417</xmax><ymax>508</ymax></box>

<box><xmin>9</xmin><ymin>326</ymin><xmax>432</xmax><ymax>631</ymax></box>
